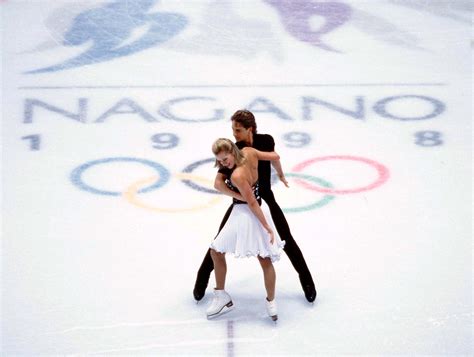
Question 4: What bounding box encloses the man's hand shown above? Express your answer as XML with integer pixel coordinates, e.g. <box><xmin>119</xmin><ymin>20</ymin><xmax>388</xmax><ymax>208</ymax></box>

<box><xmin>279</xmin><ymin>174</ymin><xmax>289</xmax><ymax>188</ymax></box>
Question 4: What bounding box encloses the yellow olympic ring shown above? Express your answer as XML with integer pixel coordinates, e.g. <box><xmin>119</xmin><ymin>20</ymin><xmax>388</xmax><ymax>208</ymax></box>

<box><xmin>123</xmin><ymin>172</ymin><xmax>224</xmax><ymax>213</ymax></box>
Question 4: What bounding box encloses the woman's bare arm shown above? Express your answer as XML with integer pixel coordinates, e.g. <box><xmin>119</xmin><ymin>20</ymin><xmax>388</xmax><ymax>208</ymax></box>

<box><xmin>232</xmin><ymin>171</ymin><xmax>274</xmax><ymax>244</ymax></box>
<box><xmin>214</xmin><ymin>172</ymin><xmax>244</xmax><ymax>201</ymax></box>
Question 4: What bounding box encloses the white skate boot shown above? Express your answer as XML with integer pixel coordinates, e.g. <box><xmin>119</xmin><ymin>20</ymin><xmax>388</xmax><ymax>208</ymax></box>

<box><xmin>206</xmin><ymin>289</ymin><xmax>233</xmax><ymax>319</ymax></box>
<box><xmin>266</xmin><ymin>298</ymin><xmax>278</xmax><ymax>321</ymax></box>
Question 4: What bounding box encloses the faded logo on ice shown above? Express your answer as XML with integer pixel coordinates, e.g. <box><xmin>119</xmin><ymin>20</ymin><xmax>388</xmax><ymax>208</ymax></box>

<box><xmin>24</xmin><ymin>0</ymin><xmax>472</xmax><ymax>74</ymax></box>
<box><xmin>264</xmin><ymin>0</ymin><xmax>351</xmax><ymax>53</ymax></box>
<box><xmin>26</xmin><ymin>0</ymin><xmax>187</xmax><ymax>74</ymax></box>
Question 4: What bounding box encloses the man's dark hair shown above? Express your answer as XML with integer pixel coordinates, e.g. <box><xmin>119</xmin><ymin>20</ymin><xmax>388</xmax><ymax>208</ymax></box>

<box><xmin>231</xmin><ymin>109</ymin><xmax>257</xmax><ymax>134</ymax></box>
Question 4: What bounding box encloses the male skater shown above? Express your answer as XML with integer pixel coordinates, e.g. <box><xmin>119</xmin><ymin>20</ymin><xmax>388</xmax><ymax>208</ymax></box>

<box><xmin>193</xmin><ymin>109</ymin><xmax>317</xmax><ymax>302</ymax></box>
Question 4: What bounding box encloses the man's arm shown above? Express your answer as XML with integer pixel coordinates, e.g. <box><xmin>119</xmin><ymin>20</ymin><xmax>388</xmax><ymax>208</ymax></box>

<box><xmin>258</xmin><ymin>135</ymin><xmax>289</xmax><ymax>188</ymax></box>
<box><xmin>271</xmin><ymin>160</ymin><xmax>289</xmax><ymax>188</ymax></box>
<box><xmin>214</xmin><ymin>172</ymin><xmax>244</xmax><ymax>201</ymax></box>
<box><xmin>252</xmin><ymin>148</ymin><xmax>280</xmax><ymax>162</ymax></box>
<box><xmin>252</xmin><ymin>148</ymin><xmax>289</xmax><ymax>187</ymax></box>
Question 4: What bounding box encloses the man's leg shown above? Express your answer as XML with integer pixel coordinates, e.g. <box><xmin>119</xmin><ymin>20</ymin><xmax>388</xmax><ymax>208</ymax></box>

<box><xmin>263</xmin><ymin>191</ymin><xmax>317</xmax><ymax>302</ymax></box>
<box><xmin>193</xmin><ymin>204</ymin><xmax>234</xmax><ymax>301</ymax></box>
<box><xmin>193</xmin><ymin>249</ymin><xmax>213</xmax><ymax>301</ymax></box>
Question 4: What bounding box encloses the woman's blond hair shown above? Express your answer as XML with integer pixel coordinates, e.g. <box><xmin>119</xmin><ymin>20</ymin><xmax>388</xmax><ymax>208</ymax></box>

<box><xmin>212</xmin><ymin>138</ymin><xmax>246</xmax><ymax>168</ymax></box>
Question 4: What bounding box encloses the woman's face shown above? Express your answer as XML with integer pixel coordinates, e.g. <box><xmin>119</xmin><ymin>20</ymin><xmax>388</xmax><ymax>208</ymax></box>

<box><xmin>216</xmin><ymin>151</ymin><xmax>235</xmax><ymax>169</ymax></box>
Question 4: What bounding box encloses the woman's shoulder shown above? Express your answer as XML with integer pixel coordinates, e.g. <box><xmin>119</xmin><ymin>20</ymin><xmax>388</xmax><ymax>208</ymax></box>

<box><xmin>230</xmin><ymin>166</ymin><xmax>246</xmax><ymax>182</ymax></box>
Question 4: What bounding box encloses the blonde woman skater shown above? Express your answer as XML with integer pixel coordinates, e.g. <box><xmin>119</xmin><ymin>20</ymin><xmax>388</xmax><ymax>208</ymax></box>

<box><xmin>206</xmin><ymin>138</ymin><xmax>285</xmax><ymax>321</ymax></box>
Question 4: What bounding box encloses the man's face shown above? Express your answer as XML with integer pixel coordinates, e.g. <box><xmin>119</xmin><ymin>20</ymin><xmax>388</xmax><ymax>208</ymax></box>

<box><xmin>232</xmin><ymin>121</ymin><xmax>252</xmax><ymax>143</ymax></box>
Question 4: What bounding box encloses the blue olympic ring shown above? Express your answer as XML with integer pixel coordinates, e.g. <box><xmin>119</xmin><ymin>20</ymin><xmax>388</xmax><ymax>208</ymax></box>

<box><xmin>70</xmin><ymin>157</ymin><xmax>170</xmax><ymax>196</ymax></box>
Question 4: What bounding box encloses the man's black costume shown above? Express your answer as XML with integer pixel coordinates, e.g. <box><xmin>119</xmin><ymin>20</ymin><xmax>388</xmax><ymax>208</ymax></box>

<box><xmin>194</xmin><ymin>134</ymin><xmax>317</xmax><ymax>302</ymax></box>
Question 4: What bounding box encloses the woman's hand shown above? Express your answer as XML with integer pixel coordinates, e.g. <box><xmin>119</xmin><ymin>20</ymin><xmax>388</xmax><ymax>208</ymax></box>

<box><xmin>267</xmin><ymin>228</ymin><xmax>275</xmax><ymax>245</ymax></box>
<box><xmin>235</xmin><ymin>193</ymin><xmax>245</xmax><ymax>201</ymax></box>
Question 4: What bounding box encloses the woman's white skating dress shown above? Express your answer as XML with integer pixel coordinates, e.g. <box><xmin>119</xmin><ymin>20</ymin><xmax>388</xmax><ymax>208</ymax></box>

<box><xmin>210</xmin><ymin>178</ymin><xmax>285</xmax><ymax>262</ymax></box>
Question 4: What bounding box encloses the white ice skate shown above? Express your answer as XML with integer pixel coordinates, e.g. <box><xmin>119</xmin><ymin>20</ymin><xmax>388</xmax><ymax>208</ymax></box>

<box><xmin>206</xmin><ymin>289</ymin><xmax>233</xmax><ymax>319</ymax></box>
<box><xmin>266</xmin><ymin>298</ymin><xmax>278</xmax><ymax>321</ymax></box>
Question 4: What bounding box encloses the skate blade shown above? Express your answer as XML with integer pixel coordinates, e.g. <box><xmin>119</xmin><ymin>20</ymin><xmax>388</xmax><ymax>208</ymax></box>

<box><xmin>207</xmin><ymin>301</ymin><xmax>234</xmax><ymax>319</ymax></box>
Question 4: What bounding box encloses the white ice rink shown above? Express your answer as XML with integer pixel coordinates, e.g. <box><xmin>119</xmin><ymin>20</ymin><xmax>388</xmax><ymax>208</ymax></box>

<box><xmin>1</xmin><ymin>0</ymin><xmax>472</xmax><ymax>355</ymax></box>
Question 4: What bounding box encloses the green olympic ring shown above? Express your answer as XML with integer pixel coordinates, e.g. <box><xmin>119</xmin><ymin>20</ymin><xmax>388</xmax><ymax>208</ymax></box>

<box><xmin>280</xmin><ymin>173</ymin><xmax>335</xmax><ymax>213</ymax></box>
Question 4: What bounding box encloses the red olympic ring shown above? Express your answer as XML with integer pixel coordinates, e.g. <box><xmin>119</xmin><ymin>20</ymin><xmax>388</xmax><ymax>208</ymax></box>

<box><xmin>292</xmin><ymin>155</ymin><xmax>389</xmax><ymax>194</ymax></box>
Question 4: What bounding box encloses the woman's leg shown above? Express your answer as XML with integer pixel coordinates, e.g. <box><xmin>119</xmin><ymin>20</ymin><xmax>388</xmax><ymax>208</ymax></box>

<box><xmin>263</xmin><ymin>192</ymin><xmax>316</xmax><ymax>302</ymax></box>
<box><xmin>210</xmin><ymin>249</ymin><xmax>227</xmax><ymax>290</ymax></box>
<box><xmin>207</xmin><ymin>249</ymin><xmax>233</xmax><ymax>318</ymax></box>
<box><xmin>257</xmin><ymin>256</ymin><xmax>276</xmax><ymax>301</ymax></box>
<box><xmin>193</xmin><ymin>204</ymin><xmax>234</xmax><ymax>301</ymax></box>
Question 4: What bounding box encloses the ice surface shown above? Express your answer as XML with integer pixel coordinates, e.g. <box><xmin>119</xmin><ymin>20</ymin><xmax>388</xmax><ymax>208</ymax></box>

<box><xmin>1</xmin><ymin>0</ymin><xmax>472</xmax><ymax>355</ymax></box>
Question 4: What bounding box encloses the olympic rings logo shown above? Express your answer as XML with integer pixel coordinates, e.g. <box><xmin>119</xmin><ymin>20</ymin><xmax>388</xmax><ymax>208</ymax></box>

<box><xmin>70</xmin><ymin>155</ymin><xmax>390</xmax><ymax>213</ymax></box>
